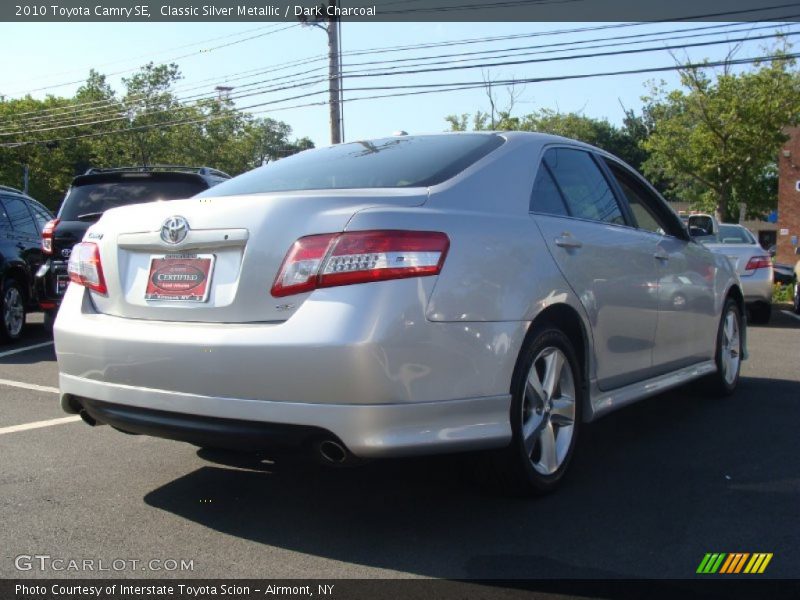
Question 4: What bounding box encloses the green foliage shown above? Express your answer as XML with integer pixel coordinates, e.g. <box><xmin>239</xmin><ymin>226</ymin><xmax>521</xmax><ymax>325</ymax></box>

<box><xmin>641</xmin><ymin>41</ymin><xmax>800</xmax><ymax>221</ymax></box>
<box><xmin>0</xmin><ymin>63</ymin><xmax>313</xmax><ymax>209</ymax></box>
<box><xmin>773</xmin><ymin>282</ymin><xmax>793</xmax><ymax>303</ymax></box>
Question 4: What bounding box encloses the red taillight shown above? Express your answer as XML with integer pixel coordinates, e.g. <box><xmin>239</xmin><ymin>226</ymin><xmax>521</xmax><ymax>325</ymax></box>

<box><xmin>67</xmin><ymin>242</ymin><xmax>107</xmax><ymax>295</ymax></box>
<box><xmin>41</xmin><ymin>218</ymin><xmax>59</xmax><ymax>254</ymax></box>
<box><xmin>745</xmin><ymin>256</ymin><xmax>771</xmax><ymax>271</ymax></box>
<box><xmin>271</xmin><ymin>230</ymin><xmax>450</xmax><ymax>298</ymax></box>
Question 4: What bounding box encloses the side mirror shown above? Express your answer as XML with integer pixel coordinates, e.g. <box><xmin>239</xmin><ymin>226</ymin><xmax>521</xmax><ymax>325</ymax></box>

<box><xmin>688</xmin><ymin>226</ymin><xmax>707</xmax><ymax>237</ymax></box>
<box><xmin>686</xmin><ymin>215</ymin><xmax>716</xmax><ymax>236</ymax></box>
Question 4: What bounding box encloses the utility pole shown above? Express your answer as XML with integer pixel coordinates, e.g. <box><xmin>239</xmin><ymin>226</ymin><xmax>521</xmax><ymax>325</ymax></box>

<box><xmin>214</xmin><ymin>86</ymin><xmax>233</xmax><ymax>101</ymax></box>
<box><xmin>327</xmin><ymin>0</ymin><xmax>342</xmax><ymax>145</ymax></box>
<box><xmin>300</xmin><ymin>0</ymin><xmax>343</xmax><ymax>145</ymax></box>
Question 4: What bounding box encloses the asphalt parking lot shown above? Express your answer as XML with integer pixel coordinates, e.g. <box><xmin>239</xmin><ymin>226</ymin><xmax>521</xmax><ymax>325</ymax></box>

<box><xmin>1</xmin><ymin>309</ymin><xmax>798</xmax><ymax>580</ymax></box>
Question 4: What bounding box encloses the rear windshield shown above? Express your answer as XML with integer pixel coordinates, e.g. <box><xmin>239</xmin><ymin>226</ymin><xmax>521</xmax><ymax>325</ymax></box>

<box><xmin>59</xmin><ymin>177</ymin><xmax>207</xmax><ymax>221</ymax></box>
<box><xmin>718</xmin><ymin>225</ymin><xmax>756</xmax><ymax>244</ymax></box>
<box><xmin>198</xmin><ymin>134</ymin><xmax>504</xmax><ymax>197</ymax></box>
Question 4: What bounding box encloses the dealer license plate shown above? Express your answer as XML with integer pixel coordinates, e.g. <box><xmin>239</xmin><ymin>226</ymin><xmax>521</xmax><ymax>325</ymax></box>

<box><xmin>145</xmin><ymin>254</ymin><xmax>215</xmax><ymax>302</ymax></box>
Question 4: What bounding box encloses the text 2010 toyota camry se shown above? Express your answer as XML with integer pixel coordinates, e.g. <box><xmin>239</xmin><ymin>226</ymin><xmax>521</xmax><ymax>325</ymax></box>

<box><xmin>55</xmin><ymin>133</ymin><xmax>746</xmax><ymax>494</ymax></box>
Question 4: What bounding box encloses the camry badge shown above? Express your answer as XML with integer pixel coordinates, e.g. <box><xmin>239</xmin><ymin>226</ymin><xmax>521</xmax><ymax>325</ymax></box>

<box><xmin>160</xmin><ymin>216</ymin><xmax>189</xmax><ymax>245</ymax></box>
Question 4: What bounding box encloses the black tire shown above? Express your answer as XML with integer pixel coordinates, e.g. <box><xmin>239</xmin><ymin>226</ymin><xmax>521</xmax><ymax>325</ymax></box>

<box><xmin>748</xmin><ymin>301</ymin><xmax>771</xmax><ymax>325</ymax></box>
<box><xmin>0</xmin><ymin>278</ymin><xmax>26</xmax><ymax>342</ymax></box>
<box><xmin>492</xmin><ymin>327</ymin><xmax>583</xmax><ymax>496</ymax></box>
<box><xmin>705</xmin><ymin>297</ymin><xmax>743</xmax><ymax>397</ymax></box>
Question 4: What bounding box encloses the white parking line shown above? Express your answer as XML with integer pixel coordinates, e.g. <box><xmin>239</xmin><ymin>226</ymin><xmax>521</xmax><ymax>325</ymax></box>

<box><xmin>0</xmin><ymin>378</ymin><xmax>59</xmax><ymax>394</ymax></box>
<box><xmin>0</xmin><ymin>416</ymin><xmax>81</xmax><ymax>435</ymax></box>
<box><xmin>0</xmin><ymin>341</ymin><xmax>54</xmax><ymax>359</ymax></box>
<box><xmin>781</xmin><ymin>310</ymin><xmax>800</xmax><ymax>322</ymax></box>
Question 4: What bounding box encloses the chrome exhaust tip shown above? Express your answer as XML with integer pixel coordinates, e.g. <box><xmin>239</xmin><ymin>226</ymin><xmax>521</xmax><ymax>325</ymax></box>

<box><xmin>318</xmin><ymin>439</ymin><xmax>348</xmax><ymax>464</ymax></box>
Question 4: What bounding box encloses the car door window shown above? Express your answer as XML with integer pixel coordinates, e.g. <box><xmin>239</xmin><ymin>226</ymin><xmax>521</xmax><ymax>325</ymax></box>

<box><xmin>0</xmin><ymin>198</ymin><xmax>13</xmax><ymax>233</ymax></box>
<box><xmin>530</xmin><ymin>163</ymin><xmax>569</xmax><ymax>216</ymax></box>
<box><xmin>543</xmin><ymin>148</ymin><xmax>626</xmax><ymax>225</ymax></box>
<box><xmin>603</xmin><ymin>160</ymin><xmax>673</xmax><ymax>236</ymax></box>
<box><xmin>30</xmin><ymin>204</ymin><xmax>51</xmax><ymax>232</ymax></box>
<box><xmin>2</xmin><ymin>196</ymin><xmax>38</xmax><ymax>236</ymax></box>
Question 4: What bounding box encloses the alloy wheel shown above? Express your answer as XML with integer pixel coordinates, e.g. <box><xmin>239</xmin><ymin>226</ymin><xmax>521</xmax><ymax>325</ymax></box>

<box><xmin>4</xmin><ymin>286</ymin><xmax>24</xmax><ymax>338</ymax></box>
<box><xmin>720</xmin><ymin>308</ymin><xmax>740</xmax><ymax>386</ymax></box>
<box><xmin>521</xmin><ymin>346</ymin><xmax>576</xmax><ymax>475</ymax></box>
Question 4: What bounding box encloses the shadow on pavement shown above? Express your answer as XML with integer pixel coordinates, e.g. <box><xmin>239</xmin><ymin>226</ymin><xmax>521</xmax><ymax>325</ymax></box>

<box><xmin>144</xmin><ymin>376</ymin><xmax>800</xmax><ymax>579</ymax></box>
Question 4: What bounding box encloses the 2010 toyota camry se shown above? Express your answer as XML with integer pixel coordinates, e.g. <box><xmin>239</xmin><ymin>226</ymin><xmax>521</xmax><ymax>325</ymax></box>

<box><xmin>55</xmin><ymin>133</ymin><xmax>746</xmax><ymax>494</ymax></box>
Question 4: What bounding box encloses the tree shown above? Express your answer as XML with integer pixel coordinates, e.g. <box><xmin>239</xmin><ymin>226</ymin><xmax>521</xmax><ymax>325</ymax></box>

<box><xmin>446</xmin><ymin>106</ymin><xmax>648</xmax><ymax>173</ymax></box>
<box><xmin>0</xmin><ymin>62</ymin><xmax>314</xmax><ymax>209</ymax></box>
<box><xmin>641</xmin><ymin>42</ymin><xmax>800</xmax><ymax>221</ymax></box>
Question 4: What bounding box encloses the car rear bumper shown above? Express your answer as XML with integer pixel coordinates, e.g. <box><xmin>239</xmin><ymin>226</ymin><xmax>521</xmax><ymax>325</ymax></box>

<box><xmin>55</xmin><ymin>283</ymin><xmax>520</xmax><ymax>457</ymax></box>
<box><xmin>740</xmin><ymin>269</ymin><xmax>773</xmax><ymax>304</ymax></box>
<box><xmin>60</xmin><ymin>375</ymin><xmax>511</xmax><ymax>457</ymax></box>
<box><xmin>35</xmin><ymin>259</ymin><xmax>69</xmax><ymax>309</ymax></box>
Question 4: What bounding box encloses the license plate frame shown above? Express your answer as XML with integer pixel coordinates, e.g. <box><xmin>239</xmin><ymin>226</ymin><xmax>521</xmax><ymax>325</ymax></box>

<box><xmin>144</xmin><ymin>253</ymin><xmax>215</xmax><ymax>302</ymax></box>
<box><xmin>56</xmin><ymin>274</ymin><xmax>70</xmax><ymax>295</ymax></box>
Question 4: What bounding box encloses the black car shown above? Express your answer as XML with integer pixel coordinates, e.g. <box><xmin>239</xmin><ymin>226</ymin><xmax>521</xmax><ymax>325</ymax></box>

<box><xmin>37</xmin><ymin>166</ymin><xmax>230</xmax><ymax>325</ymax></box>
<box><xmin>0</xmin><ymin>185</ymin><xmax>54</xmax><ymax>341</ymax></box>
<box><xmin>773</xmin><ymin>262</ymin><xmax>795</xmax><ymax>286</ymax></box>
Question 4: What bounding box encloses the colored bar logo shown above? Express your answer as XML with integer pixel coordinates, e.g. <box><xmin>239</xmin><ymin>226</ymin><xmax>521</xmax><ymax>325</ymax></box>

<box><xmin>697</xmin><ymin>553</ymin><xmax>773</xmax><ymax>574</ymax></box>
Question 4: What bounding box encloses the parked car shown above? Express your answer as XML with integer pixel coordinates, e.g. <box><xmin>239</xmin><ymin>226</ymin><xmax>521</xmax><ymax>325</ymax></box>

<box><xmin>54</xmin><ymin>133</ymin><xmax>746</xmax><ymax>495</ymax></box>
<box><xmin>687</xmin><ymin>218</ymin><xmax>773</xmax><ymax>324</ymax></box>
<box><xmin>0</xmin><ymin>185</ymin><xmax>54</xmax><ymax>341</ymax></box>
<box><xmin>36</xmin><ymin>166</ymin><xmax>230</xmax><ymax>328</ymax></box>
<box><xmin>773</xmin><ymin>262</ymin><xmax>794</xmax><ymax>286</ymax></box>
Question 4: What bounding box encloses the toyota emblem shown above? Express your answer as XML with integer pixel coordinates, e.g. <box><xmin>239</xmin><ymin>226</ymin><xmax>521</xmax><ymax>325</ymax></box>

<box><xmin>160</xmin><ymin>216</ymin><xmax>189</xmax><ymax>245</ymax></box>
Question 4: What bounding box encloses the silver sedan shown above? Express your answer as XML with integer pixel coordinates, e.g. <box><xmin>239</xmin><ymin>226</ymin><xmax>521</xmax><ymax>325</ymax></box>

<box><xmin>55</xmin><ymin>133</ymin><xmax>745</xmax><ymax>494</ymax></box>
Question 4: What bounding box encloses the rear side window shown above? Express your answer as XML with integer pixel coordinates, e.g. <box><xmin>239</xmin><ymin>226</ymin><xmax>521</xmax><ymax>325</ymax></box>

<box><xmin>543</xmin><ymin>148</ymin><xmax>625</xmax><ymax>226</ymax></box>
<box><xmin>1</xmin><ymin>195</ymin><xmax>38</xmax><ymax>235</ymax></box>
<box><xmin>603</xmin><ymin>160</ymin><xmax>667</xmax><ymax>235</ymax></box>
<box><xmin>30</xmin><ymin>204</ymin><xmax>52</xmax><ymax>230</ymax></box>
<box><xmin>0</xmin><ymin>197</ymin><xmax>13</xmax><ymax>232</ymax></box>
<box><xmin>59</xmin><ymin>178</ymin><xmax>207</xmax><ymax>221</ymax></box>
<box><xmin>530</xmin><ymin>164</ymin><xmax>568</xmax><ymax>216</ymax></box>
<box><xmin>198</xmin><ymin>134</ymin><xmax>505</xmax><ymax>196</ymax></box>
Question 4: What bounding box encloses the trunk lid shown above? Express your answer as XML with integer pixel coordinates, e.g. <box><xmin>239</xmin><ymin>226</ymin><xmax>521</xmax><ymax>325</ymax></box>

<box><xmin>87</xmin><ymin>189</ymin><xmax>426</xmax><ymax>323</ymax></box>
<box><xmin>701</xmin><ymin>242</ymin><xmax>766</xmax><ymax>277</ymax></box>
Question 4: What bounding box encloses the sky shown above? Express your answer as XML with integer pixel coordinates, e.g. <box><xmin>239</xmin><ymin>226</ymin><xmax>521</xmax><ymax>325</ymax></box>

<box><xmin>1</xmin><ymin>20</ymin><xmax>796</xmax><ymax>148</ymax></box>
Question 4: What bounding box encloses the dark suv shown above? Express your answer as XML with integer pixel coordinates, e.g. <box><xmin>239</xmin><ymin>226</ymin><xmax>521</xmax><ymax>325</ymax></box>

<box><xmin>0</xmin><ymin>185</ymin><xmax>54</xmax><ymax>341</ymax></box>
<box><xmin>37</xmin><ymin>166</ymin><xmax>230</xmax><ymax>324</ymax></box>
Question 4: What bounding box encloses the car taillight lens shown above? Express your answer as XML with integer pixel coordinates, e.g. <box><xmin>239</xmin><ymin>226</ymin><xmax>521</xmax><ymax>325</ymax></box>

<box><xmin>41</xmin><ymin>218</ymin><xmax>59</xmax><ymax>254</ymax></box>
<box><xmin>67</xmin><ymin>242</ymin><xmax>107</xmax><ymax>295</ymax></box>
<box><xmin>271</xmin><ymin>230</ymin><xmax>450</xmax><ymax>297</ymax></box>
<box><xmin>745</xmin><ymin>256</ymin><xmax>771</xmax><ymax>271</ymax></box>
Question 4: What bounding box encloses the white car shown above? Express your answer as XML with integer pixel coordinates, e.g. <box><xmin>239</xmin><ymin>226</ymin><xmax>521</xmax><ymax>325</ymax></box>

<box><xmin>688</xmin><ymin>218</ymin><xmax>773</xmax><ymax>324</ymax></box>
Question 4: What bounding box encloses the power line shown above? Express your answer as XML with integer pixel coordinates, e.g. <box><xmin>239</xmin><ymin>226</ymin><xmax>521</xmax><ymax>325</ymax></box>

<box><xmin>2</xmin><ymin>20</ymin><xmax>793</xmax><ymax>133</ymax></box>
<box><xmin>3</xmin><ymin>27</ymin><xmax>795</xmax><ymax>137</ymax></box>
<box><xmin>1</xmin><ymin>23</ymin><xmax>284</xmax><ymax>91</ymax></box>
<box><xmin>5</xmin><ymin>10</ymin><xmax>793</xmax><ymax>121</ymax></box>
<box><xmin>3</xmin><ymin>50</ymin><xmax>796</xmax><ymax>149</ymax></box>
<box><xmin>4</xmin><ymin>23</ymin><xmax>299</xmax><ymax>97</ymax></box>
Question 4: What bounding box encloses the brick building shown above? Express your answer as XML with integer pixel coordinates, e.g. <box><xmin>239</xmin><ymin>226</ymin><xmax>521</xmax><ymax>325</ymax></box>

<box><xmin>777</xmin><ymin>127</ymin><xmax>800</xmax><ymax>265</ymax></box>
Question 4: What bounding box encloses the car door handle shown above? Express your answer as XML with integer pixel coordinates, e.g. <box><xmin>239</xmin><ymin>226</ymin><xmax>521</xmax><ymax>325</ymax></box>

<box><xmin>554</xmin><ymin>235</ymin><xmax>583</xmax><ymax>249</ymax></box>
<box><xmin>654</xmin><ymin>250</ymin><xmax>669</xmax><ymax>261</ymax></box>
